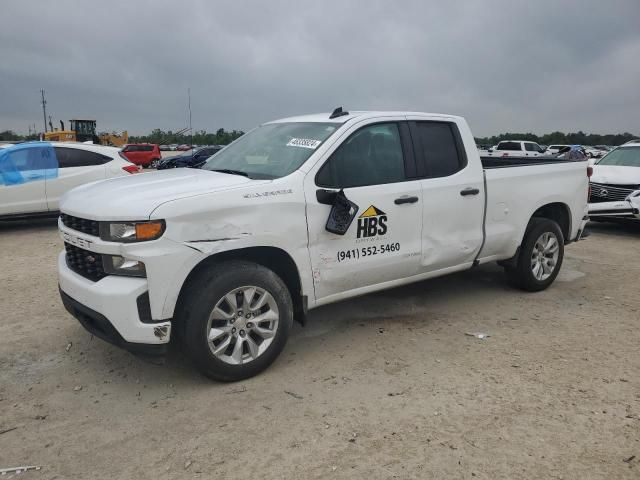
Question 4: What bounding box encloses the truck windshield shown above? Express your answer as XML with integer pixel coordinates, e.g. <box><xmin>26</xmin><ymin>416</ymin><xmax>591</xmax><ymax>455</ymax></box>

<box><xmin>597</xmin><ymin>147</ymin><xmax>640</xmax><ymax>167</ymax></box>
<box><xmin>201</xmin><ymin>122</ymin><xmax>339</xmax><ymax>179</ymax></box>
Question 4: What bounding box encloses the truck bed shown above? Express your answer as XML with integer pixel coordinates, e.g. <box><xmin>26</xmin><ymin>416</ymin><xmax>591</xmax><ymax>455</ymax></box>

<box><xmin>478</xmin><ymin>157</ymin><xmax>589</xmax><ymax>262</ymax></box>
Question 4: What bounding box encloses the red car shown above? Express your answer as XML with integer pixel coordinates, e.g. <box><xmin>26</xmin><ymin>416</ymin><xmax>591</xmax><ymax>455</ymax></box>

<box><xmin>121</xmin><ymin>144</ymin><xmax>161</xmax><ymax>168</ymax></box>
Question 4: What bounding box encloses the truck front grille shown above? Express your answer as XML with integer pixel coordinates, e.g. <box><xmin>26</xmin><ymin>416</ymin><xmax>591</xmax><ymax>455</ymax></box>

<box><xmin>65</xmin><ymin>243</ymin><xmax>106</xmax><ymax>282</ymax></box>
<box><xmin>60</xmin><ymin>214</ymin><xmax>99</xmax><ymax>237</ymax></box>
<box><xmin>589</xmin><ymin>182</ymin><xmax>638</xmax><ymax>203</ymax></box>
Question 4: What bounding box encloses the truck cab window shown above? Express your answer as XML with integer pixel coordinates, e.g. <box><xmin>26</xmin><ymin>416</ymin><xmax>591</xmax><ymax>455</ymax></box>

<box><xmin>497</xmin><ymin>141</ymin><xmax>521</xmax><ymax>151</ymax></box>
<box><xmin>413</xmin><ymin>122</ymin><xmax>465</xmax><ymax>177</ymax></box>
<box><xmin>316</xmin><ymin>123</ymin><xmax>405</xmax><ymax>188</ymax></box>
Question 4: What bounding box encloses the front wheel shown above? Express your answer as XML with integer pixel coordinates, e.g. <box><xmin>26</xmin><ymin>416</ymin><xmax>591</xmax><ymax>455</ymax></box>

<box><xmin>505</xmin><ymin>218</ymin><xmax>564</xmax><ymax>292</ymax></box>
<box><xmin>149</xmin><ymin>159</ymin><xmax>160</xmax><ymax>168</ymax></box>
<box><xmin>180</xmin><ymin>261</ymin><xmax>293</xmax><ymax>381</ymax></box>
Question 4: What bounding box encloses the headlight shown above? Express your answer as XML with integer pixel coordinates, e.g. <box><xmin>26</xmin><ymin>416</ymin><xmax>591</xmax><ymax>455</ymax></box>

<box><xmin>100</xmin><ymin>220</ymin><xmax>165</xmax><ymax>242</ymax></box>
<box><xmin>103</xmin><ymin>255</ymin><xmax>146</xmax><ymax>277</ymax></box>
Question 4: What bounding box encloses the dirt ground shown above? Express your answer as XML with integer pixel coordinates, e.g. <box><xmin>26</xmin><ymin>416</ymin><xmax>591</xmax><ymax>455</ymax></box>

<box><xmin>0</xmin><ymin>219</ymin><xmax>639</xmax><ymax>479</ymax></box>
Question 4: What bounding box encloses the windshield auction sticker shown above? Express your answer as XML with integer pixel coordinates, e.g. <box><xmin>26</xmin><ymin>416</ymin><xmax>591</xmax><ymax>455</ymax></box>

<box><xmin>286</xmin><ymin>138</ymin><xmax>322</xmax><ymax>149</ymax></box>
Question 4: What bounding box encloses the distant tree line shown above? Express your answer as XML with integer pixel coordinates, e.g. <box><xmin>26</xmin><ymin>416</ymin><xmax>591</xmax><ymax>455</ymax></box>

<box><xmin>129</xmin><ymin>128</ymin><xmax>245</xmax><ymax>146</ymax></box>
<box><xmin>0</xmin><ymin>130</ymin><xmax>38</xmax><ymax>141</ymax></box>
<box><xmin>474</xmin><ymin>131</ymin><xmax>639</xmax><ymax>147</ymax></box>
<box><xmin>0</xmin><ymin>127</ymin><xmax>244</xmax><ymax>145</ymax></box>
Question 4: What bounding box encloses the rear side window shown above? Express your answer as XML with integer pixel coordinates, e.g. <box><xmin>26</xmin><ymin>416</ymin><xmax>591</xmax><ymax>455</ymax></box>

<box><xmin>497</xmin><ymin>141</ymin><xmax>521</xmax><ymax>151</ymax></box>
<box><xmin>412</xmin><ymin>122</ymin><xmax>466</xmax><ymax>177</ymax></box>
<box><xmin>141</xmin><ymin>145</ymin><xmax>153</xmax><ymax>152</ymax></box>
<box><xmin>55</xmin><ymin>147</ymin><xmax>110</xmax><ymax>168</ymax></box>
<box><xmin>316</xmin><ymin>123</ymin><xmax>405</xmax><ymax>188</ymax></box>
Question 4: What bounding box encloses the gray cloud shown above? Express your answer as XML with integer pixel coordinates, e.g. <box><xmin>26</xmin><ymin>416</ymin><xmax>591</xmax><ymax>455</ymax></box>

<box><xmin>1</xmin><ymin>0</ymin><xmax>639</xmax><ymax>136</ymax></box>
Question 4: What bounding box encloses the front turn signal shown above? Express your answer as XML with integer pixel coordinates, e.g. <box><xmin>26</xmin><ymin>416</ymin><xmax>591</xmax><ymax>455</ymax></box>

<box><xmin>135</xmin><ymin>221</ymin><xmax>165</xmax><ymax>241</ymax></box>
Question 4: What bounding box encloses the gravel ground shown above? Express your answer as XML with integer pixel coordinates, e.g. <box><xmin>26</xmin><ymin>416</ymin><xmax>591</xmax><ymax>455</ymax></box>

<box><xmin>0</xmin><ymin>219</ymin><xmax>639</xmax><ymax>479</ymax></box>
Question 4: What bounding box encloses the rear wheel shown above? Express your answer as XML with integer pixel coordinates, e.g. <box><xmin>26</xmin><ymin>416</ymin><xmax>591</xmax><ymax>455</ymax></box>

<box><xmin>150</xmin><ymin>158</ymin><xmax>160</xmax><ymax>168</ymax></box>
<box><xmin>180</xmin><ymin>261</ymin><xmax>293</xmax><ymax>381</ymax></box>
<box><xmin>505</xmin><ymin>218</ymin><xmax>564</xmax><ymax>291</ymax></box>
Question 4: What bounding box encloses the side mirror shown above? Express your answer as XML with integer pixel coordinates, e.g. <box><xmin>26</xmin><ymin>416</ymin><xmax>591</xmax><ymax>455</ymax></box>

<box><xmin>316</xmin><ymin>188</ymin><xmax>337</xmax><ymax>205</ymax></box>
<box><xmin>321</xmin><ymin>189</ymin><xmax>359</xmax><ymax>235</ymax></box>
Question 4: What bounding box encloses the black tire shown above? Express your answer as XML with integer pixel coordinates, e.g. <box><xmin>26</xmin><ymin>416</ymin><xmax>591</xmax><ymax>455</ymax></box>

<box><xmin>179</xmin><ymin>260</ymin><xmax>293</xmax><ymax>382</ymax></box>
<box><xmin>505</xmin><ymin>218</ymin><xmax>564</xmax><ymax>292</ymax></box>
<box><xmin>150</xmin><ymin>159</ymin><xmax>160</xmax><ymax>169</ymax></box>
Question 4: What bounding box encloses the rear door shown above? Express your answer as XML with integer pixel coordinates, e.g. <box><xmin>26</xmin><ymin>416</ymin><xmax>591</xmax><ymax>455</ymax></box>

<box><xmin>305</xmin><ymin>120</ymin><xmax>424</xmax><ymax>302</ymax></box>
<box><xmin>47</xmin><ymin>147</ymin><xmax>109</xmax><ymax>211</ymax></box>
<box><xmin>407</xmin><ymin>117</ymin><xmax>485</xmax><ymax>272</ymax></box>
<box><xmin>0</xmin><ymin>144</ymin><xmax>55</xmax><ymax>216</ymax></box>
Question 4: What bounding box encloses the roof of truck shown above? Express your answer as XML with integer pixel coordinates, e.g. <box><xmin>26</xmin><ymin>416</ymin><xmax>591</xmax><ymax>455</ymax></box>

<box><xmin>266</xmin><ymin>111</ymin><xmax>459</xmax><ymax>124</ymax></box>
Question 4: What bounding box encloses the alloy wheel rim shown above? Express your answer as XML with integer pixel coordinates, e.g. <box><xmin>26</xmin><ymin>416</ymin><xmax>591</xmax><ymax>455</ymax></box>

<box><xmin>206</xmin><ymin>286</ymin><xmax>279</xmax><ymax>365</ymax></box>
<box><xmin>530</xmin><ymin>232</ymin><xmax>559</xmax><ymax>281</ymax></box>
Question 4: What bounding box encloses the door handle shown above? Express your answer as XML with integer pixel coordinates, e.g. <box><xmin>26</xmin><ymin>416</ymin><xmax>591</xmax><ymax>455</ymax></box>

<box><xmin>460</xmin><ymin>187</ymin><xmax>480</xmax><ymax>196</ymax></box>
<box><xmin>394</xmin><ymin>195</ymin><xmax>419</xmax><ymax>205</ymax></box>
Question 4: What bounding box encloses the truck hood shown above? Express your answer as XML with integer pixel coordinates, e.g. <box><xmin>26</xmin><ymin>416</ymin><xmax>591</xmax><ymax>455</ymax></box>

<box><xmin>60</xmin><ymin>168</ymin><xmax>269</xmax><ymax>220</ymax></box>
<box><xmin>591</xmin><ymin>165</ymin><xmax>640</xmax><ymax>185</ymax></box>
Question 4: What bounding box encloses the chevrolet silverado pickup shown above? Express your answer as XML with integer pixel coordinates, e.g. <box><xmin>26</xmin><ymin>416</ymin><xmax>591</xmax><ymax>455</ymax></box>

<box><xmin>57</xmin><ymin>109</ymin><xmax>590</xmax><ymax>381</ymax></box>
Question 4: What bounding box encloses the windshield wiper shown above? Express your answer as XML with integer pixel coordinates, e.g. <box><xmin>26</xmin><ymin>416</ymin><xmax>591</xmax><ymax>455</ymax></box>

<box><xmin>210</xmin><ymin>169</ymin><xmax>250</xmax><ymax>178</ymax></box>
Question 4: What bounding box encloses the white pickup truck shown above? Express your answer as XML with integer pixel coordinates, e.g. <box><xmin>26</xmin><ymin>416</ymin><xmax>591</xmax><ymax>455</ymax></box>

<box><xmin>488</xmin><ymin>140</ymin><xmax>546</xmax><ymax>157</ymax></box>
<box><xmin>58</xmin><ymin>109</ymin><xmax>589</xmax><ymax>381</ymax></box>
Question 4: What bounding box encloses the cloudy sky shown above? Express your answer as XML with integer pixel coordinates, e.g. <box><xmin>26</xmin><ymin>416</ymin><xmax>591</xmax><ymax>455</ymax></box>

<box><xmin>1</xmin><ymin>0</ymin><xmax>639</xmax><ymax>137</ymax></box>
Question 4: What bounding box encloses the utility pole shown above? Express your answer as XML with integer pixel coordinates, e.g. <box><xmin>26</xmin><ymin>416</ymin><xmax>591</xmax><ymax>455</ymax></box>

<box><xmin>188</xmin><ymin>88</ymin><xmax>193</xmax><ymax>157</ymax></box>
<box><xmin>41</xmin><ymin>89</ymin><xmax>48</xmax><ymax>133</ymax></box>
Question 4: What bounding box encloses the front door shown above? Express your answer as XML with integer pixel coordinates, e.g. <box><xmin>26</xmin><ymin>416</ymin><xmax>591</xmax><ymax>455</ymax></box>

<box><xmin>305</xmin><ymin>121</ymin><xmax>423</xmax><ymax>303</ymax></box>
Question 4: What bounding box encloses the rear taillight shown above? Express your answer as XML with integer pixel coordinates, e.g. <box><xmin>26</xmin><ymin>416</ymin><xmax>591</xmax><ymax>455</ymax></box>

<box><xmin>122</xmin><ymin>165</ymin><xmax>140</xmax><ymax>174</ymax></box>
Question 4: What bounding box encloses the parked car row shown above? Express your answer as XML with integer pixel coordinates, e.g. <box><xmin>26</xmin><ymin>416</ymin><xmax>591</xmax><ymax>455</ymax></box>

<box><xmin>159</xmin><ymin>144</ymin><xmax>207</xmax><ymax>152</ymax></box>
<box><xmin>480</xmin><ymin>142</ymin><xmax>612</xmax><ymax>159</ymax></box>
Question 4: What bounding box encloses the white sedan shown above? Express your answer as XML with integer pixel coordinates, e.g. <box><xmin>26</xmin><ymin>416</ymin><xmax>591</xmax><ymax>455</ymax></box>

<box><xmin>0</xmin><ymin>142</ymin><xmax>140</xmax><ymax>218</ymax></box>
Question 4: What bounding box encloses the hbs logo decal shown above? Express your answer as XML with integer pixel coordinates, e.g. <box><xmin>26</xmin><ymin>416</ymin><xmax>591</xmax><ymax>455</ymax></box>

<box><xmin>356</xmin><ymin>205</ymin><xmax>387</xmax><ymax>238</ymax></box>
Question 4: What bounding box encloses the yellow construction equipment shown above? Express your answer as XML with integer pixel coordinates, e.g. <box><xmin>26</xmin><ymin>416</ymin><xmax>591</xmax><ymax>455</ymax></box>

<box><xmin>44</xmin><ymin>119</ymin><xmax>128</xmax><ymax>147</ymax></box>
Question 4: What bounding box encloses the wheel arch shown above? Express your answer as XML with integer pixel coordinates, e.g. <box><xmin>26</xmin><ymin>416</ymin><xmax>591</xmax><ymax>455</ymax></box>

<box><xmin>530</xmin><ymin>202</ymin><xmax>571</xmax><ymax>243</ymax></box>
<box><xmin>499</xmin><ymin>202</ymin><xmax>572</xmax><ymax>270</ymax></box>
<box><xmin>174</xmin><ymin>246</ymin><xmax>306</xmax><ymax>330</ymax></box>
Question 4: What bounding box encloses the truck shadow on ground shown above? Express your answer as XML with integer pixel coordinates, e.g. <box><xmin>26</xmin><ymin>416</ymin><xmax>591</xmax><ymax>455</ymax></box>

<box><xmin>137</xmin><ymin>262</ymin><xmax>514</xmax><ymax>383</ymax></box>
<box><xmin>0</xmin><ymin>216</ymin><xmax>59</xmax><ymax>232</ymax></box>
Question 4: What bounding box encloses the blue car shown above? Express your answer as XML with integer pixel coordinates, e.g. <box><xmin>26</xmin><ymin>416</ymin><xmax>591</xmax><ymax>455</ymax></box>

<box><xmin>155</xmin><ymin>146</ymin><xmax>222</xmax><ymax>170</ymax></box>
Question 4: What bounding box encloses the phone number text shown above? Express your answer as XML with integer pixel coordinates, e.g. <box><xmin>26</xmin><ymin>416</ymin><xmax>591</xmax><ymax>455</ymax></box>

<box><xmin>337</xmin><ymin>243</ymin><xmax>401</xmax><ymax>262</ymax></box>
